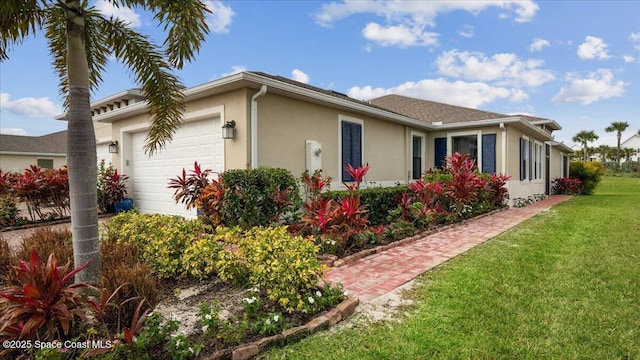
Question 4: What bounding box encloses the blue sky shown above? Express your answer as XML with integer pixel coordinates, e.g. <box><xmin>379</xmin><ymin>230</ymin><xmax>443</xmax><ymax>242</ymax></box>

<box><xmin>1</xmin><ymin>0</ymin><xmax>639</xmax><ymax>147</ymax></box>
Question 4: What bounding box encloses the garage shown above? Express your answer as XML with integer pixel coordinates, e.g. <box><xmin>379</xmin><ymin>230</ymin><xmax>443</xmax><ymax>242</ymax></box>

<box><xmin>128</xmin><ymin>118</ymin><xmax>224</xmax><ymax>217</ymax></box>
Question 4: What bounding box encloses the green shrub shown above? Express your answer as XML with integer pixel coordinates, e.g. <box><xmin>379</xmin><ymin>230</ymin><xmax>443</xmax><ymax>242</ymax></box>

<box><xmin>323</xmin><ymin>185</ymin><xmax>408</xmax><ymax>226</ymax></box>
<box><xmin>570</xmin><ymin>161</ymin><xmax>605</xmax><ymax>195</ymax></box>
<box><xmin>0</xmin><ymin>195</ymin><xmax>18</xmax><ymax>228</ymax></box>
<box><xmin>216</xmin><ymin>226</ymin><xmax>323</xmax><ymax>312</ymax></box>
<box><xmin>219</xmin><ymin>167</ymin><xmax>301</xmax><ymax>229</ymax></box>
<box><xmin>181</xmin><ymin>227</ymin><xmax>240</xmax><ymax>279</ymax></box>
<box><xmin>103</xmin><ymin>212</ymin><xmax>204</xmax><ymax>278</ymax></box>
<box><xmin>0</xmin><ymin>237</ymin><xmax>12</xmax><ymax>285</ymax></box>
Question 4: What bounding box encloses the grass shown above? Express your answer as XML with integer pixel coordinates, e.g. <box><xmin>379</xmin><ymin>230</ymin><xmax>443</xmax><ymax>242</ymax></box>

<box><xmin>263</xmin><ymin>176</ymin><xmax>640</xmax><ymax>359</ymax></box>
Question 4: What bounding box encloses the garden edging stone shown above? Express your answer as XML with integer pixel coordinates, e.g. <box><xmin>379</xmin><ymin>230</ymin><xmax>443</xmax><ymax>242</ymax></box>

<box><xmin>202</xmin><ymin>296</ymin><xmax>359</xmax><ymax>360</ymax></box>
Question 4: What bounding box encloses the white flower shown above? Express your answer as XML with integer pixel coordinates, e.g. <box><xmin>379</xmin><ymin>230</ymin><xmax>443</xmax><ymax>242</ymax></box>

<box><xmin>308</xmin><ymin>296</ymin><xmax>315</xmax><ymax>304</ymax></box>
<box><xmin>302</xmin><ymin>309</ymin><xmax>307</xmax><ymax>313</ymax></box>
<box><xmin>170</xmin><ymin>313</ymin><xmax>181</xmax><ymax>322</ymax></box>
<box><xmin>205</xmin><ymin>314</ymin><xmax>212</xmax><ymax>320</ymax></box>
<box><xmin>273</xmin><ymin>315</ymin><xmax>280</xmax><ymax>322</ymax></box>
<box><xmin>250</xmin><ymin>287</ymin><xmax>259</xmax><ymax>292</ymax></box>
<box><xmin>243</xmin><ymin>296</ymin><xmax>257</xmax><ymax>304</ymax></box>
<box><xmin>175</xmin><ymin>339</ymin><xmax>182</xmax><ymax>348</ymax></box>
<box><xmin>316</xmin><ymin>290</ymin><xmax>322</xmax><ymax>297</ymax></box>
<box><xmin>201</xmin><ymin>325</ymin><xmax>209</xmax><ymax>333</ymax></box>
<box><xmin>189</xmin><ymin>347</ymin><xmax>194</xmax><ymax>353</ymax></box>
<box><xmin>265</xmin><ymin>319</ymin><xmax>271</xmax><ymax>325</ymax></box>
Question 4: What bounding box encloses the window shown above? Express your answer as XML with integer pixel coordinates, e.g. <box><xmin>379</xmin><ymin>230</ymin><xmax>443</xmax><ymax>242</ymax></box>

<box><xmin>340</xmin><ymin>120</ymin><xmax>362</xmax><ymax>182</ymax></box>
<box><xmin>411</xmin><ymin>134</ymin><xmax>424</xmax><ymax>180</ymax></box>
<box><xmin>534</xmin><ymin>142</ymin><xmax>543</xmax><ymax>180</ymax></box>
<box><xmin>481</xmin><ymin>134</ymin><xmax>496</xmax><ymax>174</ymax></box>
<box><xmin>452</xmin><ymin>135</ymin><xmax>478</xmax><ymax>162</ymax></box>
<box><xmin>37</xmin><ymin>159</ymin><xmax>54</xmax><ymax>169</ymax></box>
<box><xmin>562</xmin><ymin>155</ymin><xmax>569</xmax><ymax>177</ymax></box>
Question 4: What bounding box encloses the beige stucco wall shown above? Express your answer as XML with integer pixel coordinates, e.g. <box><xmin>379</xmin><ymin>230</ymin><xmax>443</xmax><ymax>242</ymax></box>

<box><xmin>0</xmin><ymin>154</ymin><xmax>66</xmax><ymax>173</ymax></box>
<box><xmin>504</xmin><ymin>125</ymin><xmax>547</xmax><ymax>200</ymax></box>
<box><xmin>104</xmin><ymin>88</ymin><xmax>250</xmax><ymax>172</ymax></box>
<box><xmin>256</xmin><ymin>93</ymin><xmax>408</xmax><ymax>185</ymax></box>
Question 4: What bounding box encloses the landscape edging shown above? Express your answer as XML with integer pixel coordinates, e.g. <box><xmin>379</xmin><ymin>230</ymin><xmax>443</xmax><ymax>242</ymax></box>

<box><xmin>203</xmin><ymin>297</ymin><xmax>360</xmax><ymax>360</ymax></box>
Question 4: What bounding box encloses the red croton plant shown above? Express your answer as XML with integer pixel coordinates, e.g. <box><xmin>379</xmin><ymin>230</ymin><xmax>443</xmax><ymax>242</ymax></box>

<box><xmin>298</xmin><ymin>163</ymin><xmax>371</xmax><ymax>254</ymax></box>
<box><xmin>0</xmin><ymin>250</ymin><xmax>91</xmax><ymax>341</ymax></box>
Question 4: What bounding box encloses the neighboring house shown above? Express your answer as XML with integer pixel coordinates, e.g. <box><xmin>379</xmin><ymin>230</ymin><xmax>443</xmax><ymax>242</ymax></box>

<box><xmin>621</xmin><ymin>134</ymin><xmax>640</xmax><ymax>162</ymax></box>
<box><xmin>78</xmin><ymin>71</ymin><xmax>572</xmax><ymax>216</ymax></box>
<box><xmin>0</xmin><ymin>130</ymin><xmax>67</xmax><ymax>172</ymax></box>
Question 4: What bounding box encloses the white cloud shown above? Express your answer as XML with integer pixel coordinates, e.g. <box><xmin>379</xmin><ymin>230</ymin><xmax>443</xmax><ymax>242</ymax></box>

<box><xmin>577</xmin><ymin>36</ymin><xmax>611</xmax><ymax>60</ymax></box>
<box><xmin>316</xmin><ymin>1</ymin><xmax>538</xmax><ymax>27</ymax></box>
<box><xmin>623</xmin><ymin>55</ymin><xmax>635</xmax><ymax>63</ymax></box>
<box><xmin>291</xmin><ymin>69</ymin><xmax>310</xmax><ymax>84</ymax></box>
<box><xmin>529</xmin><ymin>38</ymin><xmax>550</xmax><ymax>52</ymax></box>
<box><xmin>95</xmin><ymin>0</ymin><xmax>141</xmax><ymax>28</ymax></box>
<box><xmin>552</xmin><ymin>69</ymin><xmax>627</xmax><ymax>105</ymax></box>
<box><xmin>458</xmin><ymin>25</ymin><xmax>474</xmax><ymax>38</ymax></box>
<box><xmin>205</xmin><ymin>1</ymin><xmax>235</xmax><ymax>34</ymax></box>
<box><xmin>315</xmin><ymin>1</ymin><xmax>537</xmax><ymax>48</ymax></box>
<box><xmin>348</xmin><ymin>78</ymin><xmax>515</xmax><ymax>108</ymax></box>
<box><xmin>0</xmin><ymin>128</ymin><xmax>28</xmax><ymax>136</ymax></box>
<box><xmin>221</xmin><ymin>65</ymin><xmax>246</xmax><ymax>77</ymax></box>
<box><xmin>362</xmin><ymin>23</ymin><xmax>438</xmax><ymax>47</ymax></box>
<box><xmin>435</xmin><ymin>49</ymin><xmax>555</xmax><ymax>87</ymax></box>
<box><xmin>0</xmin><ymin>93</ymin><xmax>61</xmax><ymax>118</ymax></box>
<box><xmin>630</xmin><ymin>33</ymin><xmax>640</xmax><ymax>42</ymax></box>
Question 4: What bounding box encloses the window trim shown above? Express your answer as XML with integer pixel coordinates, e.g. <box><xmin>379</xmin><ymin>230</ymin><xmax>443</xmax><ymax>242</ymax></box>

<box><xmin>410</xmin><ymin>131</ymin><xmax>425</xmax><ymax>180</ymax></box>
<box><xmin>338</xmin><ymin>115</ymin><xmax>364</xmax><ymax>182</ymax></box>
<box><xmin>447</xmin><ymin>130</ymin><xmax>482</xmax><ymax>171</ymax></box>
<box><xmin>534</xmin><ymin>141</ymin><xmax>544</xmax><ymax>181</ymax></box>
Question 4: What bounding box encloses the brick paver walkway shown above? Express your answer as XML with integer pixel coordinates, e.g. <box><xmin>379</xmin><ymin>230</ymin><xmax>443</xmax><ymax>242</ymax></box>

<box><xmin>325</xmin><ymin>195</ymin><xmax>572</xmax><ymax>302</ymax></box>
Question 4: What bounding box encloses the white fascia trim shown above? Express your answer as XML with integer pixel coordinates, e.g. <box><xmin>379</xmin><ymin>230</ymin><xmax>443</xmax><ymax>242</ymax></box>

<box><xmin>0</xmin><ymin>151</ymin><xmax>65</xmax><ymax>157</ymax></box>
<box><xmin>435</xmin><ymin>117</ymin><xmax>553</xmax><ymax>141</ymax></box>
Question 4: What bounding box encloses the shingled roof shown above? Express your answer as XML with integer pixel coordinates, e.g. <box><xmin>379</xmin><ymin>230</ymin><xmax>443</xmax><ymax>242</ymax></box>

<box><xmin>368</xmin><ymin>94</ymin><xmax>511</xmax><ymax>124</ymax></box>
<box><xmin>0</xmin><ymin>130</ymin><xmax>67</xmax><ymax>154</ymax></box>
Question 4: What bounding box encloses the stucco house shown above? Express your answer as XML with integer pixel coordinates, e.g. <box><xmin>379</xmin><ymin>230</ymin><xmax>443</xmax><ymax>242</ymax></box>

<box><xmin>76</xmin><ymin>71</ymin><xmax>572</xmax><ymax>216</ymax></box>
<box><xmin>0</xmin><ymin>130</ymin><xmax>67</xmax><ymax>172</ymax></box>
<box><xmin>621</xmin><ymin>134</ymin><xmax>640</xmax><ymax>162</ymax></box>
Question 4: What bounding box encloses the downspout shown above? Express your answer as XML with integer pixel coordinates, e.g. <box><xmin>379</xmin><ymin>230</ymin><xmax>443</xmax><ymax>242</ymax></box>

<box><xmin>500</xmin><ymin>122</ymin><xmax>507</xmax><ymax>174</ymax></box>
<box><xmin>250</xmin><ymin>85</ymin><xmax>267</xmax><ymax>169</ymax></box>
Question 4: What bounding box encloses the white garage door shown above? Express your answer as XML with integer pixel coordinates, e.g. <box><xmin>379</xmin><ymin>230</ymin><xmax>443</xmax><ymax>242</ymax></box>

<box><xmin>129</xmin><ymin>118</ymin><xmax>223</xmax><ymax>217</ymax></box>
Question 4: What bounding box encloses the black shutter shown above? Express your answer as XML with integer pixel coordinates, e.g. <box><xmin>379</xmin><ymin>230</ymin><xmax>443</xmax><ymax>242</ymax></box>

<box><xmin>482</xmin><ymin>134</ymin><xmax>496</xmax><ymax>174</ymax></box>
<box><xmin>434</xmin><ymin>137</ymin><xmax>447</xmax><ymax>170</ymax></box>
<box><xmin>520</xmin><ymin>138</ymin><xmax>525</xmax><ymax>180</ymax></box>
<box><xmin>341</xmin><ymin>121</ymin><xmax>362</xmax><ymax>182</ymax></box>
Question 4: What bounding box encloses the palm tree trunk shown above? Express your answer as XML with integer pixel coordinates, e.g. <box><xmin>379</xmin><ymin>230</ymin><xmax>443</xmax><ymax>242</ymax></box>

<box><xmin>66</xmin><ymin>1</ymin><xmax>101</xmax><ymax>284</ymax></box>
<box><xmin>583</xmin><ymin>142</ymin><xmax>588</xmax><ymax>162</ymax></box>
<box><xmin>617</xmin><ymin>132</ymin><xmax>621</xmax><ymax>166</ymax></box>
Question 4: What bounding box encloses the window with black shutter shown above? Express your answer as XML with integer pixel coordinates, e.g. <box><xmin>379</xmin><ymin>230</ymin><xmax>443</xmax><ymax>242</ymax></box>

<box><xmin>341</xmin><ymin>121</ymin><xmax>362</xmax><ymax>182</ymax></box>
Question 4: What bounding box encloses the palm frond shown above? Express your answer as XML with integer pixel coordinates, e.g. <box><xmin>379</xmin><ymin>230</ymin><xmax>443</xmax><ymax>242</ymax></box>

<box><xmin>99</xmin><ymin>16</ymin><xmax>185</xmax><ymax>154</ymax></box>
<box><xmin>0</xmin><ymin>0</ymin><xmax>46</xmax><ymax>61</ymax></box>
<box><xmin>149</xmin><ymin>0</ymin><xmax>210</xmax><ymax>69</ymax></box>
<box><xmin>45</xmin><ymin>5</ymin><xmax>110</xmax><ymax>108</ymax></box>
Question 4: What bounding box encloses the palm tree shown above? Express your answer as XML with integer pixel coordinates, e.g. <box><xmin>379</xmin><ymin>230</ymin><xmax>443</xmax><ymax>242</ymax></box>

<box><xmin>605</xmin><ymin>121</ymin><xmax>630</xmax><ymax>165</ymax></box>
<box><xmin>620</xmin><ymin>148</ymin><xmax>637</xmax><ymax>162</ymax></box>
<box><xmin>572</xmin><ymin>130</ymin><xmax>599</xmax><ymax>162</ymax></box>
<box><xmin>594</xmin><ymin>144</ymin><xmax>611</xmax><ymax>162</ymax></box>
<box><xmin>1</xmin><ymin>1</ymin><xmax>210</xmax><ymax>284</ymax></box>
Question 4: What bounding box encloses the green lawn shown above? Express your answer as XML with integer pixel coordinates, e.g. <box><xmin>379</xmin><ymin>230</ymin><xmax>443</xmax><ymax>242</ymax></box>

<box><xmin>263</xmin><ymin>177</ymin><xmax>640</xmax><ymax>359</ymax></box>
